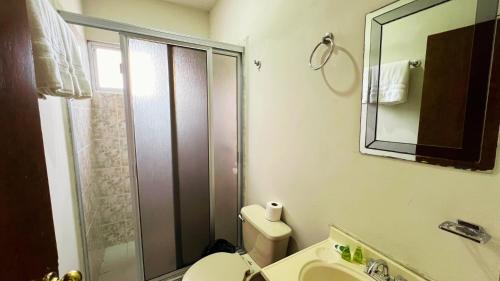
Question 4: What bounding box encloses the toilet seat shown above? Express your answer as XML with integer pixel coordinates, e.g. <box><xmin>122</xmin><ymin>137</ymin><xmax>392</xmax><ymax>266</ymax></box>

<box><xmin>183</xmin><ymin>253</ymin><xmax>251</xmax><ymax>281</ymax></box>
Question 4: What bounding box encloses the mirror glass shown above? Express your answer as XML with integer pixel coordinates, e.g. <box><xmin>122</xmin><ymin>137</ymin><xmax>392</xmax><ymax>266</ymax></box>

<box><xmin>376</xmin><ymin>0</ymin><xmax>476</xmax><ymax>145</ymax></box>
<box><xmin>360</xmin><ymin>0</ymin><xmax>500</xmax><ymax>170</ymax></box>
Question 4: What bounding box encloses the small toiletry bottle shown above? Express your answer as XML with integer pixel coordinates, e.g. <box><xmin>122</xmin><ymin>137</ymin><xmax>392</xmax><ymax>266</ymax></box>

<box><xmin>353</xmin><ymin>246</ymin><xmax>364</xmax><ymax>264</ymax></box>
<box><xmin>341</xmin><ymin>246</ymin><xmax>352</xmax><ymax>262</ymax></box>
<box><xmin>334</xmin><ymin>244</ymin><xmax>351</xmax><ymax>262</ymax></box>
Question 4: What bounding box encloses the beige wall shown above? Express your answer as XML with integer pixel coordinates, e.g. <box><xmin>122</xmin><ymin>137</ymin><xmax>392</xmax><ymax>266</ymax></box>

<box><xmin>42</xmin><ymin>0</ymin><xmax>84</xmax><ymax>276</ymax></box>
<box><xmin>39</xmin><ymin>97</ymin><xmax>84</xmax><ymax>275</ymax></box>
<box><xmin>50</xmin><ymin>0</ymin><xmax>83</xmax><ymax>14</ymax></box>
<box><xmin>81</xmin><ymin>0</ymin><xmax>210</xmax><ymax>43</ymax></box>
<box><xmin>209</xmin><ymin>1</ymin><xmax>500</xmax><ymax>281</ymax></box>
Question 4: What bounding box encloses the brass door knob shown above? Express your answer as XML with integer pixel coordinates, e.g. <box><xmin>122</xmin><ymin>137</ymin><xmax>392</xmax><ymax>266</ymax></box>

<box><xmin>44</xmin><ymin>270</ymin><xmax>82</xmax><ymax>281</ymax></box>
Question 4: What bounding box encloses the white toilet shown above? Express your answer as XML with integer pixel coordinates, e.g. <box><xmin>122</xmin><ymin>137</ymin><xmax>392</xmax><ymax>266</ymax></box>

<box><xmin>183</xmin><ymin>204</ymin><xmax>292</xmax><ymax>281</ymax></box>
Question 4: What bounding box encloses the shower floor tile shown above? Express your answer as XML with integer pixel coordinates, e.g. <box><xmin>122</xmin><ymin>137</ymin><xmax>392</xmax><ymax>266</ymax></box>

<box><xmin>100</xmin><ymin>242</ymin><xmax>137</xmax><ymax>281</ymax></box>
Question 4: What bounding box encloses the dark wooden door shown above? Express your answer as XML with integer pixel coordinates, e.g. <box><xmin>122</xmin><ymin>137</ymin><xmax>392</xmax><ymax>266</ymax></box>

<box><xmin>416</xmin><ymin>20</ymin><xmax>500</xmax><ymax>170</ymax></box>
<box><xmin>417</xmin><ymin>25</ymin><xmax>474</xmax><ymax>149</ymax></box>
<box><xmin>0</xmin><ymin>0</ymin><xmax>59</xmax><ymax>280</ymax></box>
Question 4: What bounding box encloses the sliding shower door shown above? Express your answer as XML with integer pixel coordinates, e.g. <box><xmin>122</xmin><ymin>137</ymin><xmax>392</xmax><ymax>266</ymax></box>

<box><xmin>125</xmin><ymin>39</ymin><xmax>179</xmax><ymax>280</ymax></box>
<box><xmin>121</xmin><ymin>35</ymin><xmax>240</xmax><ymax>281</ymax></box>
<box><xmin>169</xmin><ymin>46</ymin><xmax>211</xmax><ymax>267</ymax></box>
<box><xmin>212</xmin><ymin>53</ymin><xmax>239</xmax><ymax>247</ymax></box>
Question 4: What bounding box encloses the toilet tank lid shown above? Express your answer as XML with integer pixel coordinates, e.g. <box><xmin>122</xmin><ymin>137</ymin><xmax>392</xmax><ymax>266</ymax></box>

<box><xmin>241</xmin><ymin>204</ymin><xmax>292</xmax><ymax>241</ymax></box>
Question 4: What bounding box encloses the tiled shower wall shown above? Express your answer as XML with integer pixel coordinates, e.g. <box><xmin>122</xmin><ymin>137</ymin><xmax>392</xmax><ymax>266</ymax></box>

<box><xmin>71</xmin><ymin>92</ymin><xmax>135</xmax><ymax>280</ymax></box>
<box><xmin>71</xmin><ymin>98</ymin><xmax>103</xmax><ymax>281</ymax></box>
<box><xmin>90</xmin><ymin>92</ymin><xmax>134</xmax><ymax>246</ymax></box>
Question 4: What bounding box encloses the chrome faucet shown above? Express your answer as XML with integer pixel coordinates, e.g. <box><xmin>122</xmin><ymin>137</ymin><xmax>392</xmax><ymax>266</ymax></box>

<box><xmin>365</xmin><ymin>259</ymin><xmax>408</xmax><ymax>281</ymax></box>
<box><xmin>366</xmin><ymin>259</ymin><xmax>390</xmax><ymax>280</ymax></box>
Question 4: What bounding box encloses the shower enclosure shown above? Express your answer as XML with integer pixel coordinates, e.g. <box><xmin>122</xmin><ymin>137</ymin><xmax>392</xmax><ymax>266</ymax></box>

<box><xmin>64</xmin><ymin>12</ymin><xmax>244</xmax><ymax>281</ymax></box>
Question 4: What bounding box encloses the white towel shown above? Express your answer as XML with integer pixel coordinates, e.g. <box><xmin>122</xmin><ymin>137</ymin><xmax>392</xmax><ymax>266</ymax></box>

<box><xmin>366</xmin><ymin>60</ymin><xmax>410</xmax><ymax>105</ymax></box>
<box><xmin>26</xmin><ymin>0</ymin><xmax>92</xmax><ymax>99</ymax></box>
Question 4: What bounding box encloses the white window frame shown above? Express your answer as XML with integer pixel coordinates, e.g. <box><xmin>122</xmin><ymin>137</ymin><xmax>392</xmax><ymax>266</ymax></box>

<box><xmin>88</xmin><ymin>41</ymin><xmax>123</xmax><ymax>94</ymax></box>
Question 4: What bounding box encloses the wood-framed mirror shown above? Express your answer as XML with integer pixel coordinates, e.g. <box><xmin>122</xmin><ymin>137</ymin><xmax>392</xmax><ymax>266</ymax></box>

<box><xmin>360</xmin><ymin>0</ymin><xmax>500</xmax><ymax>171</ymax></box>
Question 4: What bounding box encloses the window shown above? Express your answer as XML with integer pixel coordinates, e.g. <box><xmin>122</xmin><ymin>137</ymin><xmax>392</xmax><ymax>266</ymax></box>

<box><xmin>88</xmin><ymin>42</ymin><xmax>123</xmax><ymax>93</ymax></box>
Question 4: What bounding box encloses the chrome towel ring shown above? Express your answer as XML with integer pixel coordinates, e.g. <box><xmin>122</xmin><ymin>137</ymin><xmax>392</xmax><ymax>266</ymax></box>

<box><xmin>309</xmin><ymin>32</ymin><xmax>335</xmax><ymax>70</ymax></box>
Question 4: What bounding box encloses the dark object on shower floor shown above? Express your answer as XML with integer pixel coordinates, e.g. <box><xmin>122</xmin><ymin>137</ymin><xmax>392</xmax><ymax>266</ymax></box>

<box><xmin>202</xmin><ymin>239</ymin><xmax>237</xmax><ymax>257</ymax></box>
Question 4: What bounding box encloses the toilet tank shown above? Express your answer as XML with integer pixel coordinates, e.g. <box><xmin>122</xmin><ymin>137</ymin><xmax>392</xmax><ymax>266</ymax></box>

<box><xmin>240</xmin><ymin>205</ymin><xmax>292</xmax><ymax>268</ymax></box>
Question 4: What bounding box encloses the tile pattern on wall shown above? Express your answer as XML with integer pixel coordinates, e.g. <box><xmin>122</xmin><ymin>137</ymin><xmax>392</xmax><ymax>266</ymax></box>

<box><xmin>71</xmin><ymin>98</ymin><xmax>103</xmax><ymax>281</ymax></box>
<box><xmin>71</xmin><ymin>92</ymin><xmax>135</xmax><ymax>281</ymax></box>
<box><xmin>90</xmin><ymin>92</ymin><xmax>135</xmax><ymax>247</ymax></box>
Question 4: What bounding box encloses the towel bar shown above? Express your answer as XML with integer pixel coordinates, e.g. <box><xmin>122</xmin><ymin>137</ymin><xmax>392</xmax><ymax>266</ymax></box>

<box><xmin>309</xmin><ymin>33</ymin><xmax>335</xmax><ymax>70</ymax></box>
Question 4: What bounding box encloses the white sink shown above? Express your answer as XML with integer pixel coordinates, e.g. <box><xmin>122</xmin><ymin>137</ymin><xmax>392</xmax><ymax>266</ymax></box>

<box><xmin>262</xmin><ymin>226</ymin><xmax>426</xmax><ymax>281</ymax></box>
<box><xmin>299</xmin><ymin>261</ymin><xmax>371</xmax><ymax>281</ymax></box>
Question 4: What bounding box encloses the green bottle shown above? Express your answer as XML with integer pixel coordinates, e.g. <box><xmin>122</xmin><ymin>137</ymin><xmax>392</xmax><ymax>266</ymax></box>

<box><xmin>335</xmin><ymin>244</ymin><xmax>352</xmax><ymax>262</ymax></box>
<box><xmin>352</xmin><ymin>246</ymin><xmax>364</xmax><ymax>264</ymax></box>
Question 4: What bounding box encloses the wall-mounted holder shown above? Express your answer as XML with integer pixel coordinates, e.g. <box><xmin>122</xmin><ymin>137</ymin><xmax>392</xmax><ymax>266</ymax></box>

<box><xmin>409</xmin><ymin>60</ymin><xmax>421</xmax><ymax>68</ymax></box>
<box><xmin>254</xmin><ymin>60</ymin><xmax>262</xmax><ymax>71</ymax></box>
<box><xmin>439</xmin><ymin>220</ymin><xmax>491</xmax><ymax>244</ymax></box>
<box><xmin>309</xmin><ymin>32</ymin><xmax>335</xmax><ymax>70</ymax></box>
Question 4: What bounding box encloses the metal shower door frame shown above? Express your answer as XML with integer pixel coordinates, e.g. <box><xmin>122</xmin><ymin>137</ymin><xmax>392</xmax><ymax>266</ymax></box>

<box><xmin>58</xmin><ymin>11</ymin><xmax>244</xmax><ymax>281</ymax></box>
<box><xmin>121</xmin><ymin>33</ymin><xmax>244</xmax><ymax>281</ymax></box>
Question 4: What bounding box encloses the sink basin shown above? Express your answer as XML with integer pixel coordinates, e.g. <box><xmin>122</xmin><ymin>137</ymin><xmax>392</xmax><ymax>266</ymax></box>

<box><xmin>299</xmin><ymin>261</ymin><xmax>370</xmax><ymax>281</ymax></box>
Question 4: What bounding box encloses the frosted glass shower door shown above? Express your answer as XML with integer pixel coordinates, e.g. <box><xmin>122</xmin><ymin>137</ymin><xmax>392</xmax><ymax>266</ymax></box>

<box><xmin>169</xmin><ymin>46</ymin><xmax>211</xmax><ymax>266</ymax></box>
<box><xmin>125</xmin><ymin>38</ymin><xmax>178</xmax><ymax>280</ymax></box>
<box><xmin>212</xmin><ymin>53</ymin><xmax>239</xmax><ymax>246</ymax></box>
<box><xmin>122</xmin><ymin>34</ymin><xmax>241</xmax><ymax>281</ymax></box>
<box><xmin>123</xmin><ymin>37</ymin><xmax>211</xmax><ymax>280</ymax></box>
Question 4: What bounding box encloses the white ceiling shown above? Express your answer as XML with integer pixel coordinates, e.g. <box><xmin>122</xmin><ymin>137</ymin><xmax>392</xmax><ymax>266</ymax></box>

<box><xmin>162</xmin><ymin>0</ymin><xmax>217</xmax><ymax>11</ymax></box>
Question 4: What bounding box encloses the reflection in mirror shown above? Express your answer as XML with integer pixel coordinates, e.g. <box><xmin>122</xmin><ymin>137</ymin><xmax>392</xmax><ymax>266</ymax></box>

<box><xmin>360</xmin><ymin>0</ymin><xmax>500</xmax><ymax>171</ymax></box>
<box><xmin>376</xmin><ymin>0</ymin><xmax>476</xmax><ymax>145</ymax></box>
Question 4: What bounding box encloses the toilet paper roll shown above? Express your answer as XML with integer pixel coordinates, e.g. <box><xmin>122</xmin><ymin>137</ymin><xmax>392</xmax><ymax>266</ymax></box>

<box><xmin>265</xmin><ymin>201</ymin><xmax>283</xmax><ymax>222</ymax></box>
